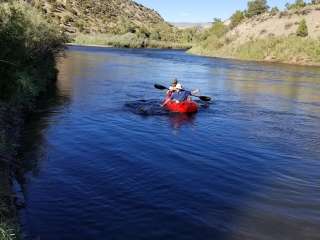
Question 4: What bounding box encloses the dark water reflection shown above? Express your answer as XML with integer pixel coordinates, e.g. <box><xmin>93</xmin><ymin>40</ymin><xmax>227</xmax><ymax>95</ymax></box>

<box><xmin>19</xmin><ymin>46</ymin><xmax>320</xmax><ymax>240</ymax></box>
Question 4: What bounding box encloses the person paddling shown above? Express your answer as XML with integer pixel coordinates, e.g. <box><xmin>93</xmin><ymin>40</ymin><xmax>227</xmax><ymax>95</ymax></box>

<box><xmin>171</xmin><ymin>84</ymin><xmax>192</xmax><ymax>102</ymax></box>
<box><xmin>167</xmin><ymin>78</ymin><xmax>179</xmax><ymax>95</ymax></box>
<box><xmin>162</xmin><ymin>83</ymin><xmax>192</xmax><ymax>106</ymax></box>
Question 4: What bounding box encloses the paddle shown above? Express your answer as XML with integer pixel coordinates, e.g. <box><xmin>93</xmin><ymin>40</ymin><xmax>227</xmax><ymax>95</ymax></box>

<box><xmin>154</xmin><ymin>84</ymin><xmax>212</xmax><ymax>102</ymax></box>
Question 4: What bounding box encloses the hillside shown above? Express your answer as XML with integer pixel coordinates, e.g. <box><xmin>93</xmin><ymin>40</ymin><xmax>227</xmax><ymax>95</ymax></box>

<box><xmin>29</xmin><ymin>0</ymin><xmax>171</xmax><ymax>34</ymax></box>
<box><xmin>226</xmin><ymin>4</ymin><xmax>320</xmax><ymax>44</ymax></box>
<box><xmin>190</xmin><ymin>3</ymin><xmax>320</xmax><ymax>66</ymax></box>
<box><xmin>26</xmin><ymin>0</ymin><xmax>195</xmax><ymax>49</ymax></box>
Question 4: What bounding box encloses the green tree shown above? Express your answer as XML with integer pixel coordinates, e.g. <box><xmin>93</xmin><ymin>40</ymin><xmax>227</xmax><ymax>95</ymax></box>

<box><xmin>210</xmin><ymin>18</ymin><xmax>227</xmax><ymax>38</ymax></box>
<box><xmin>230</xmin><ymin>10</ymin><xmax>245</xmax><ymax>29</ymax></box>
<box><xmin>296</xmin><ymin>19</ymin><xmax>308</xmax><ymax>37</ymax></box>
<box><xmin>246</xmin><ymin>0</ymin><xmax>269</xmax><ymax>18</ymax></box>
<box><xmin>286</xmin><ymin>0</ymin><xmax>306</xmax><ymax>10</ymax></box>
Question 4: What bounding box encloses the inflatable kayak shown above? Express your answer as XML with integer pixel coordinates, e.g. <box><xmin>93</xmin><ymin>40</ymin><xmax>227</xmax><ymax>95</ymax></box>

<box><xmin>164</xmin><ymin>100</ymin><xmax>198</xmax><ymax>113</ymax></box>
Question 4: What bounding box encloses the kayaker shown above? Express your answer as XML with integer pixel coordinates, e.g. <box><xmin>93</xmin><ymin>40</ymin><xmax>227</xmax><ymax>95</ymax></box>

<box><xmin>162</xmin><ymin>83</ymin><xmax>191</xmax><ymax>107</ymax></box>
<box><xmin>171</xmin><ymin>84</ymin><xmax>192</xmax><ymax>103</ymax></box>
<box><xmin>167</xmin><ymin>78</ymin><xmax>179</xmax><ymax>95</ymax></box>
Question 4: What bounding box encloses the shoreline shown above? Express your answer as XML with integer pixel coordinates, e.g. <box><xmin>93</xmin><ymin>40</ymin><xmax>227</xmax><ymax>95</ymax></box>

<box><xmin>188</xmin><ymin>50</ymin><xmax>320</xmax><ymax>68</ymax></box>
<box><xmin>66</xmin><ymin>43</ymin><xmax>320</xmax><ymax>67</ymax></box>
<box><xmin>65</xmin><ymin>42</ymin><xmax>191</xmax><ymax>51</ymax></box>
<box><xmin>0</xmin><ymin>104</ymin><xmax>22</xmax><ymax>240</ymax></box>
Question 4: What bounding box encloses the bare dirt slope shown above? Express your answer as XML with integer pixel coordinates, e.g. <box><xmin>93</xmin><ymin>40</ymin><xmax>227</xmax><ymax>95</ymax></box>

<box><xmin>227</xmin><ymin>4</ymin><xmax>320</xmax><ymax>44</ymax></box>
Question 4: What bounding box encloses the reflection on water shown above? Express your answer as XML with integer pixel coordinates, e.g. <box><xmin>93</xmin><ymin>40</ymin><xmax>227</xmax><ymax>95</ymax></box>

<box><xmin>15</xmin><ymin>86</ymin><xmax>70</xmax><ymax>194</ymax></box>
<box><xmin>19</xmin><ymin>46</ymin><xmax>320</xmax><ymax>240</ymax></box>
<box><xmin>168</xmin><ymin>113</ymin><xmax>196</xmax><ymax>129</ymax></box>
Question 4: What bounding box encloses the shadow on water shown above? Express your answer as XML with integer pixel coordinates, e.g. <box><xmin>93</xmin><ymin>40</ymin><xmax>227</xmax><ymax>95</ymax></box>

<box><xmin>124</xmin><ymin>99</ymin><xmax>167</xmax><ymax>116</ymax></box>
<box><xmin>14</xmin><ymin>85</ymin><xmax>70</xmax><ymax>199</ymax></box>
<box><xmin>124</xmin><ymin>99</ymin><xmax>212</xmax><ymax>128</ymax></box>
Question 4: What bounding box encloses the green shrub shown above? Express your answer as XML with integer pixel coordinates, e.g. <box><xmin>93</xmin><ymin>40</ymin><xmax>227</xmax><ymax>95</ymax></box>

<box><xmin>285</xmin><ymin>0</ymin><xmax>306</xmax><ymax>10</ymax></box>
<box><xmin>296</xmin><ymin>19</ymin><xmax>308</xmax><ymax>37</ymax></box>
<box><xmin>0</xmin><ymin>1</ymin><xmax>67</xmax><ymax>103</ymax></box>
<box><xmin>73</xmin><ymin>33</ymin><xmax>192</xmax><ymax>49</ymax></box>
<box><xmin>246</xmin><ymin>0</ymin><xmax>269</xmax><ymax>18</ymax></box>
<box><xmin>230</xmin><ymin>10</ymin><xmax>245</xmax><ymax>29</ymax></box>
<box><xmin>0</xmin><ymin>222</ymin><xmax>18</xmax><ymax>240</ymax></box>
<box><xmin>270</xmin><ymin>7</ymin><xmax>279</xmax><ymax>15</ymax></box>
<box><xmin>209</xmin><ymin>18</ymin><xmax>228</xmax><ymax>38</ymax></box>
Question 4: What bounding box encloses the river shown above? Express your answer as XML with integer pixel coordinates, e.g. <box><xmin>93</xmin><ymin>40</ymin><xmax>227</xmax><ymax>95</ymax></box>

<box><xmin>19</xmin><ymin>46</ymin><xmax>320</xmax><ymax>240</ymax></box>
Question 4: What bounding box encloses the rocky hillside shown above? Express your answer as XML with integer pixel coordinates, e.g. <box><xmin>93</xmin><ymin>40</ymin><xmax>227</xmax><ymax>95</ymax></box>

<box><xmin>28</xmin><ymin>0</ymin><xmax>171</xmax><ymax>34</ymax></box>
<box><xmin>226</xmin><ymin>4</ymin><xmax>320</xmax><ymax>44</ymax></box>
<box><xmin>190</xmin><ymin>3</ymin><xmax>320</xmax><ymax>66</ymax></box>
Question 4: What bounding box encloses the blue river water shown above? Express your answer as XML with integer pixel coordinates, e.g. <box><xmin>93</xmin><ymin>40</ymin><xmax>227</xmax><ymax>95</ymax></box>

<box><xmin>19</xmin><ymin>46</ymin><xmax>320</xmax><ymax>240</ymax></box>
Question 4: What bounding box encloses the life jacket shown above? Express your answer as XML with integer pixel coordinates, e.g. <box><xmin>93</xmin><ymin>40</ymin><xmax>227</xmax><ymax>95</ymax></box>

<box><xmin>171</xmin><ymin>91</ymin><xmax>191</xmax><ymax>102</ymax></box>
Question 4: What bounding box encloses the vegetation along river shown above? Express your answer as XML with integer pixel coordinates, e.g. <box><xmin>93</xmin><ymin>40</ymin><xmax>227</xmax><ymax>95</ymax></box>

<box><xmin>19</xmin><ymin>46</ymin><xmax>320</xmax><ymax>240</ymax></box>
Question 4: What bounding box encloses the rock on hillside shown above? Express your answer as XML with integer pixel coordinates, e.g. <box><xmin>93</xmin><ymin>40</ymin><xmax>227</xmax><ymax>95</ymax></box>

<box><xmin>227</xmin><ymin>4</ymin><xmax>320</xmax><ymax>44</ymax></box>
<box><xmin>28</xmin><ymin>0</ymin><xmax>171</xmax><ymax>34</ymax></box>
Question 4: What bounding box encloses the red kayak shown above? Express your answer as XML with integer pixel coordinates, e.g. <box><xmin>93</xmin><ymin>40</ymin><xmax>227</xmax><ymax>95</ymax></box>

<box><xmin>164</xmin><ymin>99</ymin><xmax>198</xmax><ymax>113</ymax></box>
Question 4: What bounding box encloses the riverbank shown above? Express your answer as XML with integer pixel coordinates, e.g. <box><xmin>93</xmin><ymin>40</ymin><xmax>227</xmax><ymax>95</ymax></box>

<box><xmin>68</xmin><ymin>41</ymin><xmax>320</xmax><ymax>67</ymax></box>
<box><xmin>73</xmin><ymin>33</ymin><xmax>192</xmax><ymax>50</ymax></box>
<box><xmin>189</xmin><ymin>36</ymin><xmax>320</xmax><ymax>67</ymax></box>
<box><xmin>0</xmin><ymin>1</ymin><xmax>66</xmax><ymax>239</ymax></box>
<box><xmin>0</xmin><ymin>105</ymin><xmax>22</xmax><ymax>240</ymax></box>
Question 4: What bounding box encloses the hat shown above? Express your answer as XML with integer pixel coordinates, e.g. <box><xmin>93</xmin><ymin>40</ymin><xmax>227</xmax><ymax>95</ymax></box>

<box><xmin>172</xmin><ymin>78</ymin><xmax>178</xmax><ymax>84</ymax></box>
<box><xmin>176</xmin><ymin>83</ymin><xmax>183</xmax><ymax>90</ymax></box>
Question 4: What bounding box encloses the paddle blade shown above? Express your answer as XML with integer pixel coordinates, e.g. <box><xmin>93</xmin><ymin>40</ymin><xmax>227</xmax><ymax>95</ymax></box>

<box><xmin>198</xmin><ymin>96</ymin><xmax>211</xmax><ymax>101</ymax></box>
<box><xmin>154</xmin><ymin>84</ymin><xmax>168</xmax><ymax>90</ymax></box>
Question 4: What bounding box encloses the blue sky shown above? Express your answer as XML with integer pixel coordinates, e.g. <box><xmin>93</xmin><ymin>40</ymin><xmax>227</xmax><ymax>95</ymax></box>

<box><xmin>135</xmin><ymin>0</ymin><xmax>309</xmax><ymax>22</ymax></box>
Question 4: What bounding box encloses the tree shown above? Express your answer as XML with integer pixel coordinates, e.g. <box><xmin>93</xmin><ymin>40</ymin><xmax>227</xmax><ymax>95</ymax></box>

<box><xmin>210</xmin><ymin>18</ymin><xmax>227</xmax><ymax>38</ymax></box>
<box><xmin>246</xmin><ymin>0</ymin><xmax>269</xmax><ymax>18</ymax></box>
<box><xmin>296</xmin><ymin>19</ymin><xmax>308</xmax><ymax>37</ymax></box>
<box><xmin>230</xmin><ymin>10</ymin><xmax>245</xmax><ymax>29</ymax></box>
<box><xmin>286</xmin><ymin>0</ymin><xmax>306</xmax><ymax>10</ymax></box>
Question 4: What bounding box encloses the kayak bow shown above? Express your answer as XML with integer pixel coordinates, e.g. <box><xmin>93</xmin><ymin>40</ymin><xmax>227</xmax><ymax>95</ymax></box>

<box><xmin>164</xmin><ymin>99</ymin><xmax>198</xmax><ymax>113</ymax></box>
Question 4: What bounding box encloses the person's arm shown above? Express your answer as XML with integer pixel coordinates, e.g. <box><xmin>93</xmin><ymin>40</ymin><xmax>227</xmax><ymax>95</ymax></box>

<box><xmin>161</xmin><ymin>96</ymin><xmax>172</xmax><ymax>107</ymax></box>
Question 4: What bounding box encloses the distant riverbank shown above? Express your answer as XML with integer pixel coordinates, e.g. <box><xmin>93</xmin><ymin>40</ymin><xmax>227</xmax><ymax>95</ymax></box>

<box><xmin>68</xmin><ymin>41</ymin><xmax>320</xmax><ymax>67</ymax></box>
<box><xmin>189</xmin><ymin>36</ymin><xmax>320</xmax><ymax>67</ymax></box>
<box><xmin>72</xmin><ymin>33</ymin><xmax>192</xmax><ymax>50</ymax></box>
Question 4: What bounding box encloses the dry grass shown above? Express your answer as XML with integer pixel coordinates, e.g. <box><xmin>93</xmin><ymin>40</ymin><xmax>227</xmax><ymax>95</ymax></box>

<box><xmin>73</xmin><ymin>33</ymin><xmax>192</xmax><ymax>49</ymax></box>
<box><xmin>189</xmin><ymin>36</ymin><xmax>320</xmax><ymax>65</ymax></box>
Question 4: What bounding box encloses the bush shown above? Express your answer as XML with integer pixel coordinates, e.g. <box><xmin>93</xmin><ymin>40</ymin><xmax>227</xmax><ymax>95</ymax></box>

<box><xmin>210</xmin><ymin>18</ymin><xmax>228</xmax><ymax>38</ymax></box>
<box><xmin>246</xmin><ymin>0</ymin><xmax>269</xmax><ymax>18</ymax></box>
<box><xmin>0</xmin><ymin>222</ymin><xmax>18</xmax><ymax>240</ymax></box>
<box><xmin>230</xmin><ymin>10</ymin><xmax>245</xmax><ymax>29</ymax></box>
<box><xmin>296</xmin><ymin>19</ymin><xmax>308</xmax><ymax>37</ymax></box>
<box><xmin>285</xmin><ymin>0</ymin><xmax>306</xmax><ymax>10</ymax></box>
<box><xmin>0</xmin><ymin>1</ymin><xmax>67</xmax><ymax>103</ymax></box>
<box><xmin>73</xmin><ymin>33</ymin><xmax>192</xmax><ymax>49</ymax></box>
<box><xmin>270</xmin><ymin>7</ymin><xmax>279</xmax><ymax>15</ymax></box>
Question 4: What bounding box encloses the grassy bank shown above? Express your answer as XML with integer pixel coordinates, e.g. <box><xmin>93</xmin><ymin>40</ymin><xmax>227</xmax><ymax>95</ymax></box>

<box><xmin>73</xmin><ymin>33</ymin><xmax>193</xmax><ymax>49</ymax></box>
<box><xmin>189</xmin><ymin>36</ymin><xmax>320</xmax><ymax>66</ymax></box>
<box><xmin>0</xmin><ymin>1</ymin><xmax>66</xmax><ymax>239</ymax></box>
<box><xmin>0</xmin><ymin>1</ymin><xmax>67</xmax><ymax>105</ymax></box>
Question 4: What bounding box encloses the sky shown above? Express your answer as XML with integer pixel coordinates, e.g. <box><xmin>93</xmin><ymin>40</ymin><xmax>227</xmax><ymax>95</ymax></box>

<box><xmin>135</xmin><ymin>0</ymin><xmax>308</xmax><ymax>22</ymax></box>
